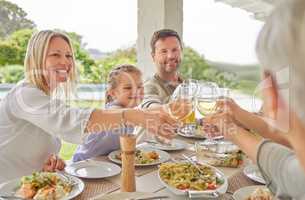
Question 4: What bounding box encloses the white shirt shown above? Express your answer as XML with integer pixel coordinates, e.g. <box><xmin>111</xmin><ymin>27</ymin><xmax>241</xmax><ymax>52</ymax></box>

<box><xmin>0</xmin><ymin>81</ymin><xmax>93</xmax><ymax>183</ymax></box>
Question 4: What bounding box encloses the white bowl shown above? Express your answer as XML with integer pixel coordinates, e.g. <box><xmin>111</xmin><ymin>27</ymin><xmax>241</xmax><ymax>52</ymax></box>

<box><xmin>158</xmin><ymin>162</ymin><xmax>228</xmax><ymax>197</ymax></box>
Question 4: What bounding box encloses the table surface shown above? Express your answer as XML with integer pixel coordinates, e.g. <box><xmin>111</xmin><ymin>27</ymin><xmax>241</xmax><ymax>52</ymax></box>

<box><xmin>75</xmin><ymin>135</ymin><xmax>260</xmax><ymax>199</ymax></box>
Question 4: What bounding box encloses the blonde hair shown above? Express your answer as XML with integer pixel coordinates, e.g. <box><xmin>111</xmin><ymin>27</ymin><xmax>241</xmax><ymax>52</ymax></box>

<box><xmin>105</xmin><ymin>64</ymin><xmax>142</xmax><ymax>104</ymax></box>
<box><xmin>24</xmin><ymin>30</ymin><xmax>77</xmax><ymax>95</ymax></box>
<box><xmin>256</xmin><ymin>0</ymin><xmax>305</xmax><ymax>124</ymax></box>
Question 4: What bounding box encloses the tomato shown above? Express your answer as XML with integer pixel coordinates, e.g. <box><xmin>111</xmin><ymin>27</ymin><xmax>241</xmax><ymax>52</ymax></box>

<box><xmin>177</xmin><ymin>183</ymin><xmax>189</xmax><ymax>190</ymax></box>
<box><xmin>207</xmin><ymin>183</ymin><xmax>217</xmax><ymax>190</ymax></box>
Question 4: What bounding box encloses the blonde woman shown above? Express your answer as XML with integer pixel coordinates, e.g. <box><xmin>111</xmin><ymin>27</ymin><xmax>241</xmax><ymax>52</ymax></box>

<box><xmin>0</xmin><ymin>30</ymin><xmax>177</xmax><ymax>183</ymax></box>
<box><xmin>208</xmin><ymin>0</ymin><xmax>305</xmax><ymax>199</ymax></box>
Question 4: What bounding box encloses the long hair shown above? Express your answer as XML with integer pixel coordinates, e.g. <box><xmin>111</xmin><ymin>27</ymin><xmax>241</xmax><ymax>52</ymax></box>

<box><xmin>24</xmin><ymin>30</ymin><xmax>77</xmax><ymax>96</ymax></box>
<box><xmin>105</xmin><ymin>64</ymin><xmax>142</xmax><ymax>104</ymax></box>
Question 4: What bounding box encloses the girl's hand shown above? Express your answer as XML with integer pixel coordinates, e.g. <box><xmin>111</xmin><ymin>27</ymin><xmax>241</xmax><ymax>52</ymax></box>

<box><xmin>42</xmin><ymin>154</ymin><xmax>65</xmax><ymax>172</ymax></box>
<box><xmin>138</xmin><ymin>106</ymin><xmax>179</xmax><ymax>140</ymax></box>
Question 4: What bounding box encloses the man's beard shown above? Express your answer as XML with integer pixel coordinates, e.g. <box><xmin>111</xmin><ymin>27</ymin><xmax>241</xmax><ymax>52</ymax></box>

<box><xmin>162</xmin><ymin>59</ymin><xmax>181</xmax><ymax>74</ymax></box>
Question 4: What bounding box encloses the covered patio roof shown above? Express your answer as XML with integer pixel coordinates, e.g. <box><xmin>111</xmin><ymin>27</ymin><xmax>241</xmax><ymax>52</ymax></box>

<box><xmin>136</xmin><ymin>0</ymin><xmax>275</xmax><ymax>79</ymax></box>
<box><xmin>215</xmin><ymin>0</ymin><xmax>275</xmax><ymax>21</ymax></box>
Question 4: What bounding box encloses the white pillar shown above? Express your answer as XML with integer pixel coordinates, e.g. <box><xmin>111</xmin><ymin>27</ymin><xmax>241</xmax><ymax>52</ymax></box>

<box><xmin>137</xmin><ymin>0</ymin><xmax>183</xmax><ymax>80</ymax></box>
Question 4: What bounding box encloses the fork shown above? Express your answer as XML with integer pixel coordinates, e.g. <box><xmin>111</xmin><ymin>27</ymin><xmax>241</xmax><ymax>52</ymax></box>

<box><xmin>0</xmin><ymin>195</ymin><xmax>30</xmax><ymax>200</ymax></box>
<box><xmin>55</xmin><ymin>170</ymin><xmax>77</xmax><ymax>186</ymax></box>
<box><xmin>181</xmin><ymin>154</ymin><xmax>205</xmax><ymax>175</ymax></box>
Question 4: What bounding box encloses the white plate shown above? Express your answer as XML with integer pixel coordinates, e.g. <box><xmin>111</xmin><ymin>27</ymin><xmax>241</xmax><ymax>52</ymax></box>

<box><xmin>243</xmin><ymin>164</ymin><xmax>266</xmax><ymax>184</ymax></box>
<box><xmin>0</xmin><ymin>174</ymin><xmax>84</xmax><ymax>200</ymax></box>
<box><xmin>65</xmin><ymin>160</ymin><xmax>121</xmax><ymax>179</ymax></box>
<box><xmin>233</xmin><ymin>185</ymin><xmax>269</xmax><ymax>200</ymax></box>
<box><xmin>108</xmin><ymin>147</ymin><xmax>170</xmax><ymax>167</ymax></box>
<box><xmin>177</xmin><ymin>130</ymin><xmax>206</xmax><ymax>139</ymax></box>
<box><xmin>158</xmin><ymin>162</ymin><xmax>228</xmax><ymax>197</ymax></box>
<box><xmin>146</xmin><ymin>139</ymin><xmax>188</xmax><ymax>151</ymax></box>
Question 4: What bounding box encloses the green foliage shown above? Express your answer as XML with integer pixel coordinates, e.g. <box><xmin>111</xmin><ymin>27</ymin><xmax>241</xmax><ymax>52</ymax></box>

<box><xmin>180</xmin><ymin>47</ymin><xmax>237</xmax><ymax>88</ymax></box>
<box><xmin>0</xmin><ymin>29</ymin><xmax>33</xmax><ymax>65</ymax></box>
<box><xmin>64</xmin><ymin>31</ymin><xmax>96</xmax><ymax>74</ymax></box>
<box><xmin>59</xmin><ymin>141</ymin><xmax>77</xmax><ymax>160</ymax></box>
<box><xmin>93</xmin><ymin>47</ymin><xmax>136</xmax><ymax>83</ymax></box>
<box><xmin>9</xmin><ymin>29</ymin><xmax>34</xmax><ymax>63</ymax></box>
<box><xmin>0</xmin><ymin>64</ymin><xmax>24</xmax><ymax>83</ymax></box>
<box><xmin>0</xmin><ymin>40</ymin><xmax>20</xmax><ymax>65</ymax></box>
<box><xmin>0</xmin><ymin>0</ymin><xmax>35</xmax><ymax>38</ymax></box>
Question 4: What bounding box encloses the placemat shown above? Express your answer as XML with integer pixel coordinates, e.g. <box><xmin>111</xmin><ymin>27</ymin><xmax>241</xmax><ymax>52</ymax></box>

<box><xmin>227</xmin><ymin>169</ymin><xmax>263</xmax><ymax>194</ymax></box>
<box><xmin>74</xmin><ymin>179</ymin><xmax>120</xmax><ymax>200</ymax></box>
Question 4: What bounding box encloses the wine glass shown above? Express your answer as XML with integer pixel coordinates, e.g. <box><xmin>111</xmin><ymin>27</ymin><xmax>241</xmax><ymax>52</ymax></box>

<box><xmin>154</xmin><ymin>81</ymin><xmax>195</xmax><ymax>143</ymax></box>
<box><xmin>196</xmin><ymin>82</ymin><xmax>220</xmax><ymax>141</ymax></box>
<box><xmin>168</xmin><ymin>82</ymin><xmax>195</xmax><ymax>121</ymax></box>
<box><xmin>196</xmin><ymin>82</ymin><xmax>219</xmax><ymax>117</ymax></box>
<box><xmin>174</xmin><ymin>79</ymin><xmax>198</xmax><ymax>134</ymax></box>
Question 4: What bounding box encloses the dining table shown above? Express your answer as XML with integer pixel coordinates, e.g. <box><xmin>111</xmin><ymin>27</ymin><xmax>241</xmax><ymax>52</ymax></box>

<box><xmin>72</xmin><ymin>135</ymin><xmax>263</xmax><ymax>200</ymax></box>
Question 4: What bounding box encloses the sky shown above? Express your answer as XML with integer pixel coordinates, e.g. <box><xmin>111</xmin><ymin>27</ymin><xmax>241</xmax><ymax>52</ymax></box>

<box><xmin>9</xmin><ymin>0</ymin><xmax>263</xmax><ymax>64</ymax></box>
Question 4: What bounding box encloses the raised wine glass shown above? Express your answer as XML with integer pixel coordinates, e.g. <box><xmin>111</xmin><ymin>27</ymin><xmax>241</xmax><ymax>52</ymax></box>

<box><xmin>196</xmin><ymin>81</ymin><xmax>221</xmax><ymax>142</ymax></box>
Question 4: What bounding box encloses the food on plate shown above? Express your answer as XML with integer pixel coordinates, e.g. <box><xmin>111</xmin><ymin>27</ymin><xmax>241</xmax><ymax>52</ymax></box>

<box><xmin>194</xmin><ymin>123</ymin><xmax>219</xmax><ymax>137</ymax></box>
<box><xmin>115</xmin><ymin>149</ymin><xmax>159</xmax><ymax>164</ymax></box>
<box><xmin>15</xmin><ymin>172</ymin><xmax>73</xmax><ymax>200</ymax></box>
<box><xmin>159</xmin><ymin>163</ymin><xmax>224</xmax><ymax>191</ymax></box>
<box><xmin>246</xmin><ymin>187</ymin><xmax>273</xmax><ymax>200</ymax></box>
<box><xmin>207</xmin><ymin>151</ymin><xmax>244</xmax><ymax>168</ymax></box>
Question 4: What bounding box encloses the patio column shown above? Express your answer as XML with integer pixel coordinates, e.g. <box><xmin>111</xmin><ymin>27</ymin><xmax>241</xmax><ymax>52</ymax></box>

<box><xmin>137</xmin><ymin>0</ymin><xmax>183</xmax><ymax>80</ymax></box>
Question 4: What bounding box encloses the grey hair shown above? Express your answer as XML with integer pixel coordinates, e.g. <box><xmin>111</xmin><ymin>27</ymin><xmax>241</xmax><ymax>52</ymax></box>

<box><xmin>256</xmin><ymin>0</ymin><xmax>305</xmax><ymax>125</ymax></box>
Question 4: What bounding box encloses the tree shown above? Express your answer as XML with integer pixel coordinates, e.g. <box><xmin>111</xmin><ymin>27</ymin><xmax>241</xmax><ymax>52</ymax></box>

<box><xmin>79</xmin><ymin>47</ymin><xmax>137</xmax><ymax>84</ymax></box>
<box><xmin>0</xmin><ymin>29</ymin><xmax>33</xmax><ymax>66</ymax></box>
<box><xmin>0</xmin><ymin>0</ymin><xmax>35</xmax><ymax>38</ymax></box>
<box><xmin>0</xmin><ymin>64</ymin><xmax>24</xmax><ymax>83</ymax></box>
<box><xmin>62</xmin><ymin>31</ymin><xmax>96</xmax><ymax>75</ymax></box>
<box><xmin>180</xmin><ymin>47</ymin><xmax>210</xmax><ymax>79</ymax></box>
<box><xmin>180</xmin><ymin>47</ymin><xmax>237</xmax><ymax>88</ymax></box>
<box><xmin>0</xmin><ymin>40</ymin><xmax>20</xmax><ymax>65</ymax></box>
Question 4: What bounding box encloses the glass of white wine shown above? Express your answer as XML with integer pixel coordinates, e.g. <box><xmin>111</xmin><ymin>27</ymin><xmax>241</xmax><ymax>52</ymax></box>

<box><xmin>196</xmin><ymin>82</ymin><xmax>219</xmax><ymax>116</ymax></box>
<box><xmin>154</xmin><ymin>85</ymin><xmax>194</xmax><ymax>145</ymax></box>
<box><xmin>179</xmin><ymin>80</ymin><xmax>198</xmax><ymax>134</ymax></box>
<box><xmin>196</xmin><ymin>82</ymin><xmax>221</xmax><ymax>141</ymax></box>
<box><xmin>168</xmin><ymin>83</ymin><xmax>195</xmax><ymax>121</ymax></box>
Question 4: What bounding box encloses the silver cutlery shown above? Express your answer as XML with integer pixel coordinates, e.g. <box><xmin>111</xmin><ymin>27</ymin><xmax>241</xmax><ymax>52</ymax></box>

<box><xmin>55</xmin><ymin>170</ymin><xmax>77</xmax><ymax>186</ymax></box>
<box><xmin>0</xmin><ymin>195</ymin><xmax>29</xmax><ymax>200</ymax></box>
<box><xmin>181</xmin><ymin>154</ymin><xmax>205</xmax><ymax>175</ymax></box>
<box><xmin>126</xmin><ymin>195</ymin><xmax>169</xmax><ymax>200</ymax></box>
<box><xmin>187</xmin><ymin>190</ymin><xmax>220</xmax><ymax>199</ymax></box>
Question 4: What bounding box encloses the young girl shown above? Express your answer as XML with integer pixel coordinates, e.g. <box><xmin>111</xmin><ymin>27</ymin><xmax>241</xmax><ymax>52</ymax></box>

<box><xmin>73</xmin><ymin>64</ymin><xmax>144</xmax><ymax>162</ymax></box>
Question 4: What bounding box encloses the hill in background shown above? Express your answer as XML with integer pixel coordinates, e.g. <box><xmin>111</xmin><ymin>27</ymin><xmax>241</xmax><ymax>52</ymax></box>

<box><xmin>207</xmin><ymin>60</ymin><xmax>261</xmax><ymax>95</ymax></box>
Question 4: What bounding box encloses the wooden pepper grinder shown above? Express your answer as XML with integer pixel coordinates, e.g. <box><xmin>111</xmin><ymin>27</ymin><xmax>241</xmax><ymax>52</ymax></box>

<box><xmin>120</xmin><ymin>135</ymin><xmax>136</xmax><ymax>192</ymax></box>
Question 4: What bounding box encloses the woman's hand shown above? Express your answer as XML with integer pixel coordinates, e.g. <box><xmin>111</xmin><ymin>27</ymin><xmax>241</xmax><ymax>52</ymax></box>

<box><xmin>205</xmin><ymin>111</ymin><xmax>242</xmax><ymax>141</ymax></box>
<box><xmin>215</xmin><ymin>98</ymin><xmax>240</xmax><ymax>119</ymax></box>
<box><xmin>42</xmin><ymin>154</ymin><xmax>65</xmax><ymax>172</ymax></box>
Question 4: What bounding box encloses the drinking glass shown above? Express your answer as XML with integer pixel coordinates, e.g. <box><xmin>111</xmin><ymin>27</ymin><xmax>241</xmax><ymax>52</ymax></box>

<box><xmin>196</xmin><ymin>82</ymin><xmax>219</xmax><ymax>117</ymax></box>
<box><xmin>196</xmin><ymin>82</ymin><xmax>220</xmax><ymax>141</ymax></box>
<box><xmin>168</xmin><ymin>83</ymin><xmax>194</xmax><ymax>121</ymax></box>
<box><xmin>170</xmin><ymin>80</ymin><xmax>198</xmax><ymax>134</ymax></box>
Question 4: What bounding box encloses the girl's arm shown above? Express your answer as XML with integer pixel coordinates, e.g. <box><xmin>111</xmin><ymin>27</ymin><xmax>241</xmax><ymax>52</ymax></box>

<box><xmin>86</xmin><ymin>107</ymin><xmax>177</xmax><ymax>139</ymax></box>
